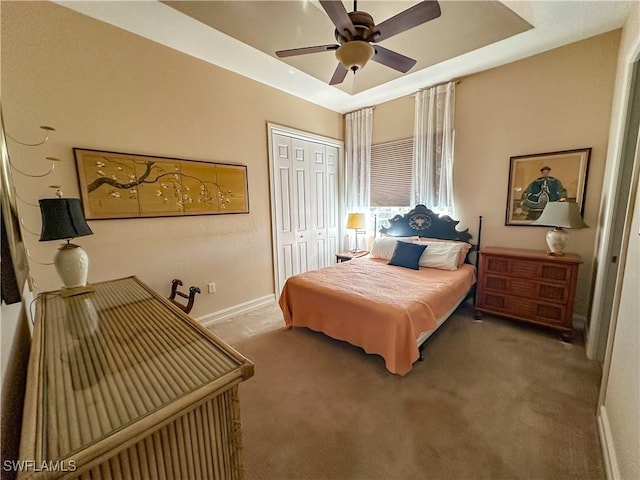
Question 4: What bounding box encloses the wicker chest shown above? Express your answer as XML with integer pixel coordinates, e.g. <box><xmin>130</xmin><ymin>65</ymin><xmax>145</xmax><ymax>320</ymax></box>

<box><xmin>18</xmin><ymin>276</ymin><xmax>253</xmax><ymax>479</ymax></box>
<box><xmin>474</xmin><ymin>247</ymin><xmax>582</xmax><ymax>341</ymax></box>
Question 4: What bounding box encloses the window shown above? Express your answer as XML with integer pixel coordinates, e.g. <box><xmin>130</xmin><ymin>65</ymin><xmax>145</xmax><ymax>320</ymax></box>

<box><xmin>369</xmin><ymin>137</ymin><xmax>414</xmax><ymax>228</ymax></box>
<box><xmin>370</xmin><ymin>137</ymin><xmax>413</xmax><ymax>207</ymax></box>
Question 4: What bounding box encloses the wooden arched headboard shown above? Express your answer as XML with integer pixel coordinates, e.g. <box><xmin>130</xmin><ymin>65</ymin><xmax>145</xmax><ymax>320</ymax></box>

<box><xmin>379</xmin><ymin>205</ymin><xmax>472</xmax><ymax>242</ymax></box>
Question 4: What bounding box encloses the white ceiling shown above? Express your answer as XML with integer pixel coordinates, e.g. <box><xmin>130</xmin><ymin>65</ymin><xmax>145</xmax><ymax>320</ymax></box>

<box><xmin>162</xmin><ymin>1</ymin><xmax>532</xmax><ymax>95</ymax></box>
<box><xmin>56</xmin><ymin>1</ymin><xmax>634</xmax><ymax>114</ymax></box>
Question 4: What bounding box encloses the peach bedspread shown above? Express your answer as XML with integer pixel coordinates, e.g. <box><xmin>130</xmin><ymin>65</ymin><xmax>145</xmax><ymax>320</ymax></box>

<box><xmin>279</xmin><ymin>257</ymin><xmax>476</xmax><ymax>375</ymax></box>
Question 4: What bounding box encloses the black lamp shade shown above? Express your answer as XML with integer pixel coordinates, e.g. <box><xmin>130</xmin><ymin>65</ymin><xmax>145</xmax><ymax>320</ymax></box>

<box><xmin>39</xmin><ymin>198</ymin><xmax>93</xmax><ymax>241</ymax></box>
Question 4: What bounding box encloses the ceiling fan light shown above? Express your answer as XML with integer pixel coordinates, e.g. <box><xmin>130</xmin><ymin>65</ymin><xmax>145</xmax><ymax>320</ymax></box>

<box><xmin>335</xmin><ymin>41</ymin><xmax>374</xmax><ymax>73</ymax></box>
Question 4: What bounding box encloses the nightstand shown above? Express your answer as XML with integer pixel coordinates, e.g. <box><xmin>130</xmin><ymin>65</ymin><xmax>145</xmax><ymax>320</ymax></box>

<box><xmin>474</xmin><ymin>247</ymin><xmax>582</xmax><ymax>341</ymax></box>
<box><xmin>336</xmin><ymin>251</ymin><xmax>369</xmax><ymax>263</ymax></box>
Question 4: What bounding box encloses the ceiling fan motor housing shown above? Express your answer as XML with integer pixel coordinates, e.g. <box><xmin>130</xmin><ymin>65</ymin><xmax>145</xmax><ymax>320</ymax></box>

<box><xmin>334</xmin><ymin>11</ymin><xmax>377</xmax><ymax>44</ymax></box>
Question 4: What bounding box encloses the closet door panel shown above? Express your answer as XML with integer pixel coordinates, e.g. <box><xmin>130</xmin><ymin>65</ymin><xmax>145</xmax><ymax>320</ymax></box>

<box><xmin>272</xmin><ymin>134</ymin><xmax>297</xmax><ymax>287</ymax></box>
<box><xmin>325</xmin><ymin>144</ymin><xmax>339</xmax><ymax>261</ymax></box>
<box><xmin>292</xmin><ymin>138</ymin><xmax>315</xmax><ymax>271</ymax></box>
<box><xmin>310</xmin><ymin>142</ymin><xmax>327</xmax><ymax>268</ymax></box>
<box><xmin>279</xmin><ymin>244</ymin><xmax>294</xmax><ymax>290</ymax></box>
<box><xmin>296</xmin><ymin>242</ymin><xmax>309</xmax><ymax>274</ymax></box>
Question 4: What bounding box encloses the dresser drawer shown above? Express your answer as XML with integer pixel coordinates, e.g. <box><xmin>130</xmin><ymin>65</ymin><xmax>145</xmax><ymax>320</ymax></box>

<box><xmin>477</xmin><ymin>292</ymin><xmax>569</xmax><ymax>327</ymax></box>
<box><xmin>483</xmin><ymin>256</ymin><xmax>573</xmax><ymax>284</ymax></box>
<box><xmin>481</xmin><ymin>274</ymin><xmax>570</xmax><ymax>304</ymax></box>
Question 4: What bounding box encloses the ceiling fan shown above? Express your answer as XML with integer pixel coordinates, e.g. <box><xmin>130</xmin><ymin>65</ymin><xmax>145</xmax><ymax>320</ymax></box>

<box><xmin>275</xmin><ymin>0</ymin><xmax>441</xmax><ymax>85</ymax></box>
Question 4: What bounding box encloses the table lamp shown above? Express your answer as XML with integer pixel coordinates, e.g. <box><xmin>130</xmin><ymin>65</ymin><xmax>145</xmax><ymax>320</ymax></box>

<box><xmin>39</xmin><ymin>193</ymin><xmax>94</xmax><ymax>296</ymax></box>
<box><xmin>532</xmin><ymin>201</ymin><xmax>587</xmax><ymax>256</ymax></box>
<box><xmin>346</xmin><ymin>212</ymin><xmax>366</xmax><ymax>252</ymax></box>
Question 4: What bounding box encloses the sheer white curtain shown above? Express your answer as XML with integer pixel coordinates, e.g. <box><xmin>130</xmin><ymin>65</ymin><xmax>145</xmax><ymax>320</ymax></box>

<box><xmin>344</xmin><ymin>107</ymin><xmax>373</xmax><ymax>250</ymax></box>
<box><xmin>344</xmin><ymin>107</ymin><xmax>373</xmax><ymax>212</ymax></box>
<box><xmin>412</xmin><ymin>81</ymin><xmax>456</xmax><ymax>216</ymax></box>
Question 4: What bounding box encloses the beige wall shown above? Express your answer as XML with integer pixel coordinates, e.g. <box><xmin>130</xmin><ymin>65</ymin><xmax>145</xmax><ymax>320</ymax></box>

<box><xmin>372</xmin><ymin>30</ymin><xmax>621</xmax><ymax>319</ymax></box>
<box><xmin>372</xmin><ymin>96</ymin><xmax>415</xmax><ymax>144</ymax></box>
<box><xmin>1</xmin><ymin>1</ymin><xmax>342</xmax><ymax>318</ymax></box>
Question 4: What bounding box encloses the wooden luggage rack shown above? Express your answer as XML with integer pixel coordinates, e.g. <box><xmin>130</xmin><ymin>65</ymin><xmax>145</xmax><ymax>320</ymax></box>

<box><xmin>168</xmin><ymin>278</ymin><xmax>201</xmax><ymax>314</ymax></box>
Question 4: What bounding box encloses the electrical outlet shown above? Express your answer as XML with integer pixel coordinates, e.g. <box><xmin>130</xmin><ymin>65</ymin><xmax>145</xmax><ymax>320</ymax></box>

<box><xmin>207</xmin><ymin>282</ymin><xmax>216</xmax><ymax>294</ymax></box>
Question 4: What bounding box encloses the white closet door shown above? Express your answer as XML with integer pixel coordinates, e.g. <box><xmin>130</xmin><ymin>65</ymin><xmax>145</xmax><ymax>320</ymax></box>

<box><xmin>272</xmin><ymin>135</ymin><xmax>315</xmax><ymax>288</ymax></box>
<box><xmin>291</xmin><ymin>138</ymin><xmax>313</xmax><ymax>273</ymax></box>
<box><xmin>271</xmin><ymin>134</ymin><xmax>295</xmax><ymax>292</ymax></box>
<box><xmin>271</xmin><ymin>135</ymin><xmax>307</xmax><ymax>286</ymax></box>
<box><xmin>269</xmin><ymin>124</ymin><xmax>343</xmax><ymax>294</ymax></box>
<box><xmin>325</xmin><ymin>144</ymin><xmax>339</xmax><ymax>262</ymax></box>
<box><xmin>310</xmin><ymin>141</ymin><xmax>328</xmax><ymax>269</ymax></box>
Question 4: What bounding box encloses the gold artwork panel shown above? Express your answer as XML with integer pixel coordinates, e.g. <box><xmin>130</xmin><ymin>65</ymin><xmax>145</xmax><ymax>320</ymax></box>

<box><xmin>74</xmin><ymin>149</ymin><xmax>249</xmax><ymax>219</ymax></box>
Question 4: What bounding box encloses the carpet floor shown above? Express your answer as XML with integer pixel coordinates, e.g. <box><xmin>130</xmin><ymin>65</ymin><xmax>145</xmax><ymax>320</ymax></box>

<box><xmin>209</xmin><ymin>301</ymin><xmax>604</xmax><ymax>480</ymax></box>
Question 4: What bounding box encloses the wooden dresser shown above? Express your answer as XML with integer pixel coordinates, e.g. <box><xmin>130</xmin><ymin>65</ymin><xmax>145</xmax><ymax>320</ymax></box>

<box><xmin>18</xmin><ymin>276</ymin><xmax>253</xmax><ymax>480</ymax></box>
<box><xmin>474</xmin><ymin>247</ymin><xmax>582</xmax><ymax>341</ymax></box>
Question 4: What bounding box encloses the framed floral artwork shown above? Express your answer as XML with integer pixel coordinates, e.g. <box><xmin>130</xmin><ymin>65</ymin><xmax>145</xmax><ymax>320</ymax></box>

<box><xmin>505</xmin><ymin>148</ymin><xmax>590</xmax><ymax>226</ymax></box>
<box><xmin>74</xmin><ymin>148</ymin><xmax>249</xmax><ymax>220</ymax></box>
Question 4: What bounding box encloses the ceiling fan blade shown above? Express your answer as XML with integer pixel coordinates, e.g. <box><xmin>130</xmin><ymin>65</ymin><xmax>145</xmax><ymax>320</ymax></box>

<box><xmin>320</xmin><ymin>0</ymin><xmax>356</xmax><ymax>38</ymax></box>
<box><xmin>276</xmin><ymin>44</ymin><xmax>339</xmax><ymax>58</ymax></box>
<box><xmin>372</xmin><ymin>45</ymin><xmax>417</xmax><ymax>73</ymax></box>
<box><xmin>374</xmin><ymin>1</ymin><xmax>441</xmax><ymax>42</ymax></box>
<box><xmin>329</xmin><ymin>63</ymin><xmax>348</xmax><ymax>85</ymax></box>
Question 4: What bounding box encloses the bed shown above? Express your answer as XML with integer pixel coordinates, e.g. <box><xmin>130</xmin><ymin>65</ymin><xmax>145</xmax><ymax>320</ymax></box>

<box><xmin>279</xmin><ymin>205</ymin><xmax>481</xmax><ymax>376</ymax></box>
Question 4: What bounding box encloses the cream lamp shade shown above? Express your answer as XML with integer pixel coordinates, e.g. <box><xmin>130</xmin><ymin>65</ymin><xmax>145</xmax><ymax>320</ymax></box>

<box><xmin>346</xmin><ymin>212</ymin><xmax>367</xmax><ymax>252</ymax></box>
<box><xmin>39</xmin><ymin>196</ymin><xmax>94</xmax><ymax>295</ymax></box>
<box><xmin>532</xmin><ymin>201</ymin><xmax>587</xmax><ymax>256</ymax></box>
<box><xmin>335</xmin><ymin>41</ymin><xmax>375</xmax><ymax>73</ymax></box>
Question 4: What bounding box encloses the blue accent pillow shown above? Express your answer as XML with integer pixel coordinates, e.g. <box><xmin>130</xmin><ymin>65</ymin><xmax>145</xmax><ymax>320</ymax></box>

<box><xmin>388</xmin><ymin>241</ymin><xmax>427</xmax><ymax>270</ymax></box>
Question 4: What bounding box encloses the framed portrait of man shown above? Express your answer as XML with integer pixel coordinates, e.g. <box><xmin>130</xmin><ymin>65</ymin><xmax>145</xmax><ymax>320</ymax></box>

<box><xmin>505</xmin><ymin>148</ymin><xmax>591</xmax><ymax>226</ymax></box>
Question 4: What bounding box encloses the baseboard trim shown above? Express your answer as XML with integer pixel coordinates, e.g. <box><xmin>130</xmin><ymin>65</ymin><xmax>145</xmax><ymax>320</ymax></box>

<box><xmin>598</xmin><ymin>405</ymin><xmax>620</xmax><ymax>480</ymax></box>
<box><xmin>196</xmin><ymin>294</ymin><xmax>276</xmax><ymax>327</ymax></box>
<box><xmin>572</xmin><ymin>313</ymin><xmax>587</xmax><ymax>331</ymax></box>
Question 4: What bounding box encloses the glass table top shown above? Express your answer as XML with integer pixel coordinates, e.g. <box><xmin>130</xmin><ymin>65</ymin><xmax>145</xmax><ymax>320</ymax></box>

<box><xmin>37</xmin><ymin>276</ymin><xmax>248</xmax><ymax>461</ymax></box>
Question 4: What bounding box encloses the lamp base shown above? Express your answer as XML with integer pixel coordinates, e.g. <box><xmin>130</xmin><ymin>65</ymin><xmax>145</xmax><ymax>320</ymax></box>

<box><xmin>60</xmin><ymin>285</ymin><xmax>95</xmax><ymax>298</ymax></box>
<box><xmin>545</xmin><ymin>227</ymin><xmax>568</xmax><ymax>256</ymax></box>
<box><xmin>55</xmin><ymin>243</ymin><xmax>90</xmax><ymax>289</ymax></box>
<box><xmin>351</xmin><ymin>229</ymin><xmax>366</xmax><ymax>253</ymax></box>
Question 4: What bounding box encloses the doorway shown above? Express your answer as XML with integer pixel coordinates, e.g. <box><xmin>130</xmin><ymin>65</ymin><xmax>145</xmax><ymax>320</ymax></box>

<box><xmin>588</xmin><ymin>60</ymin><xmax>640</xmax><ymax>362</ymax></box>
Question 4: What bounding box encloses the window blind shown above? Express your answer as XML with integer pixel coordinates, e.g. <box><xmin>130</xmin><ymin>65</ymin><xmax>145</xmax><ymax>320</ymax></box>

<box><xmin>370</xmin><ymin>137</ymin><xmax>413</xmax><ymax>207</ymax></box>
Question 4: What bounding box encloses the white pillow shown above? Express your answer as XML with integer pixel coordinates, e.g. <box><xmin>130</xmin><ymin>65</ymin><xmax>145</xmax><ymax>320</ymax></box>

<box><xmin>381</xmin><ymin>233</ymin><xmax>418</xmax><ymax>241</ymax></box>
<box><xmin>369</xmin><ymin>236</ymin><xmax>413</xmax><ymax>260</ymax></box>
<box><xmin>416</xmin><ymin>237</ymin><xmax>471</xmax><ymax>267</ymax></box>
<box><xmin>415</xmin><ymin>241</ymin><xmax>464</xmax><ymax>270</ymax></box>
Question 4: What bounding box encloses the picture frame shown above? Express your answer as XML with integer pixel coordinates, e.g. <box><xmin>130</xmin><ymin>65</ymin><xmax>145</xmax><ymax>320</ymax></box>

<box><xmin>74</xmin><ymin>148</ymin><xmax>249</xmax><ymax>220</ymax></box>
<box><xmin>505</xmin><ymin>148</ymin><xmax>590</xmax><ymax>226</ymax></box>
